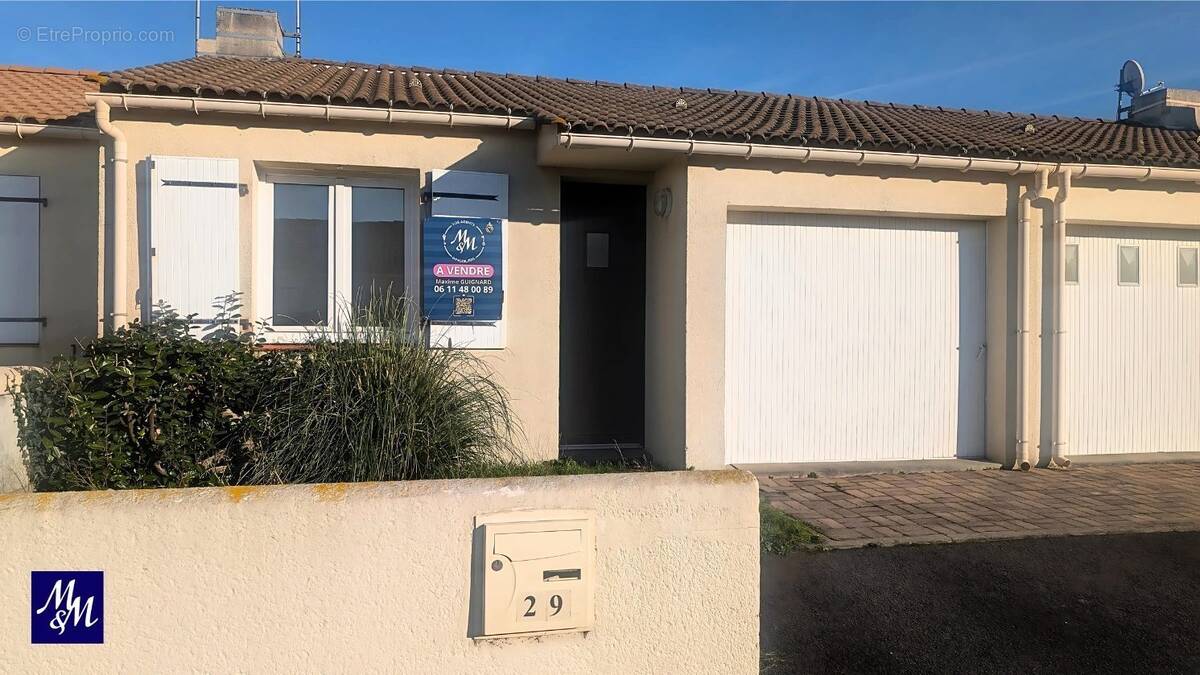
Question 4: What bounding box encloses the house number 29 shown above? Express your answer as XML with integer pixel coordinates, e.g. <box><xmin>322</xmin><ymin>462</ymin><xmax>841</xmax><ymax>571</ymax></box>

<box><xmin>520</xmin><ymin>593</ymin><xmax>566</xmax><ymax>620</ymax></box>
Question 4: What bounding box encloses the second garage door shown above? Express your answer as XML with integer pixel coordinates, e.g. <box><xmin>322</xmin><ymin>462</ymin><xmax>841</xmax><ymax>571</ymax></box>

<box><xmin>1066</xmin><ymin>225</ymin><xmax>1200</xmax><ymax>456</ymax></box>
<box><xmin>725</xmin><ymin>212</ymin><xmax>987</xmax><ymax>464</ymax></box>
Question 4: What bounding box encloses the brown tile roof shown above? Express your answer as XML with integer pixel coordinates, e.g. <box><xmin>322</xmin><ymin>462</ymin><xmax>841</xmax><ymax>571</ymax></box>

<box><xmin>105</xmin><ymin>56</ymin><xmax>1200</xmax><ymax>168</ymax></box>
<box><xmin>0</xmin><ymin>65</ymin><xmax>99</xmax><ymax>126</ymax></box>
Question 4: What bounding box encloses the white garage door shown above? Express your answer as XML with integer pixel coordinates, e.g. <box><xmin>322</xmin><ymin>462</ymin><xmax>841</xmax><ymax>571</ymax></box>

<box><xmin>725</xmin><ymin>212</ymin><xmax>987</xmax><ymax>464</ymax></box>
<box><xmin>1066</xmin><ymin>225</ymin><xmax>1200</xmax><ymax>455</ymax></box>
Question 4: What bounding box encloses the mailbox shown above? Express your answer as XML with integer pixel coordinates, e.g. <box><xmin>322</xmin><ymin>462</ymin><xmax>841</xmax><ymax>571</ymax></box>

<box><xmin>476</xmin><ymin>510</ymin><xmax>595</xmax><ymax>637</ymax></box>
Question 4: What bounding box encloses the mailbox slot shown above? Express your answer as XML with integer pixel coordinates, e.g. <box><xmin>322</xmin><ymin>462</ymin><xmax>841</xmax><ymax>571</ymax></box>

<box><xmin>543</xmin><ymin>569</ymin><xmax>582</xmax><ymax>582</ymax></box>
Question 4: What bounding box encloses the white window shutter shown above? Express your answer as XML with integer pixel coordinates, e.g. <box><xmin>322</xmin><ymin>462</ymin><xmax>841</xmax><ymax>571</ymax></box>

<box><xmin>147</xmin><ymin>156</ymin><xmax>240</xmax><ymax>323</ymax></box>
<box><xmin>428</xmin><ymin>169</ymin><xmax>509</xmax><ymax>220</ymax></box>
<box><xmin>426</xmin><ymin>170</ymin><xmax>508</xmax><ymax>349</ymax></box>
<box><xmin>0</xmin><ymin>175</ymin><xmax>41</xmax><ymax>344</ymax></box>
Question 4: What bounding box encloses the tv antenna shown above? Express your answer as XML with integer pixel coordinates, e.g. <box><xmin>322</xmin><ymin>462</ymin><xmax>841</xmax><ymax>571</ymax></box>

<box><xmin>1115</xmin><ymin>59</ymin><xmax>1145</xmax><ymax>121</ymax></box>
<box><xmin>284</xmin><ymin>0</ymin><xmax>302</xmax><ymax>57</ymax></box>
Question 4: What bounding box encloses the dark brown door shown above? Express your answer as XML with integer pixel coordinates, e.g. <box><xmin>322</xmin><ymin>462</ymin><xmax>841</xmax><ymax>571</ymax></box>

<box><xmin>559</xmin><ymin>182</ymin><xmax>646</xmax><ymax>452</ymax></box>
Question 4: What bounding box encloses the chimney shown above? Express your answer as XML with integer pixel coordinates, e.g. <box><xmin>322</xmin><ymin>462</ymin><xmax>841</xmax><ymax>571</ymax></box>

<box><xmin>196</xmin><ymin>7</ymin><xmax>284</xmax><ymax>58</ymax></box>
<box><xmin>1128</xmin><ymin>88</ymin><xmax>1200</xmax><ymax>131</ymax></box>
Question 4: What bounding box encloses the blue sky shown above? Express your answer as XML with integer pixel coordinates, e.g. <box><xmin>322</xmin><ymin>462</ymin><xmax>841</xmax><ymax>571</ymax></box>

<box><xmin>2</xmin><ymin>2</ymin><xmax>1198</xmax><ymax>119</ymax></box>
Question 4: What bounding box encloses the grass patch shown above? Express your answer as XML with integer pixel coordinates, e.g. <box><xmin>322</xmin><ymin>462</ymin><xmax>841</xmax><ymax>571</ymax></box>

<box><xmin>438</xmin><ymin>457</ymin><xmax>657</xmax><ymax>479</ymax></box>
<box><xmin>760</xmin><ymin>499</ymin><xmax>822</xmax><ymax>554</ymax></box>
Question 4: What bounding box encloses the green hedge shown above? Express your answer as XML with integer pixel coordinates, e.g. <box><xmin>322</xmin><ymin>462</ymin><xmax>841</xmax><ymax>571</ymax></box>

<box><xmin>14</xmin><ymin>313</ymin><xmax>277</xmax><ymax>491</ymax></box>
<box><xmin>13</xmin><ymin>297</ymin><xmax>519</xmax><ymax>491</ymax></box>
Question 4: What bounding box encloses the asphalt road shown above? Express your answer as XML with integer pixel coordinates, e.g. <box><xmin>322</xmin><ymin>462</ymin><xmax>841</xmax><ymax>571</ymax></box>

<box><xmin>762</xmin><ymin>532</ymin><xmax>1200</xmax><ymax>674</ymax></box>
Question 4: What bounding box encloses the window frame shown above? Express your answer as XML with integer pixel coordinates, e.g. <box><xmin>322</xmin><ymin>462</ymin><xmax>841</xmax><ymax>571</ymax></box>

<box><xmin>1064</xmin><ymin>243</ymin><xmax>1079</xmax><ymax>285</ymax></box>
<box><xmin>255</xmin><ymin>171</ymin><xmax>418</xmax><ymax>341</ymax></box>
<box><xmin>1179</xmin><ymin>246</ymin><xmax>1199</xmax><ymax>288</ymax></box>
<box><xmin>1117</xmin><ymin>244</ymin><xmax>1140</xmax><ymax>286</ymax></box>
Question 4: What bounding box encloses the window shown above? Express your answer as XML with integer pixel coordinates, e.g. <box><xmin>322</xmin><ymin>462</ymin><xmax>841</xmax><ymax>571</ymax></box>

<box><xmin>586</xmin><ymin>232</ymin><xmax>609</xmax><ymax>268</ymax></box>
<box><xmin>351</xmin><ymin>187</ymin><xmax>407</xmax><ymax>311</ymax></box>
<box><xmin>1180</xmin><ymin>247</ymin><xmax>1199</xmax><ymax>287</ymax></box>
<box><xmin>1118</xmin><ymin>245</ymin><xmax>1140</xmax><ymax>285</ymax></box>
<box><xmin>259</xmin><ymin>176</ymin><xmax>409</xmax><ymax>335</ymax></box>
<box><xmin>272</xmin><ymin>184</ymin><xmax>329</xmax><ymax>326</ymax></box>
<box><xmin>1065</xmin><ymin>244</ymin><xmax>1079</xmax><ymax>284</ymax></box>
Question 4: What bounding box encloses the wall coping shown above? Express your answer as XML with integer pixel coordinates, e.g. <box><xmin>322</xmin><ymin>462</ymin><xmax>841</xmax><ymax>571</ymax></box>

<box><xmin>0</xmin><ymin>468</ymin><xmax>756</xmax><ymax>511</ymax></box>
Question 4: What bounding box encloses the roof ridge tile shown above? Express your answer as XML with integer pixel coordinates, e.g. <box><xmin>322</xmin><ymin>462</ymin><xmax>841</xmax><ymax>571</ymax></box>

<box><xmin>0</xmin><ymin>64</ymin><xmax>100</xmax><ymax>77</ymax></box>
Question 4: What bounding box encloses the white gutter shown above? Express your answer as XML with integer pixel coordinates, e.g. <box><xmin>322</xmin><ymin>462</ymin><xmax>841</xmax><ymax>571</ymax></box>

<box><xmin>84</xmin><ymin>92</ymin><xmax>537</xmax><ymax>131</ymax></box>
<box><xmin>92</xmin><ymin>100</ymin><xmax>129</xmax><ymax>329</ymax></box>
<box><xmin>0</xmin><ymin>122</ymin><xmax>99</xmax><ymax>141</ymax></box>
<box><xmin>1050</xmin><ymin>170</ymin><xmax>1072</xmax><ymax>468</ymax></box>
<box><xmin>557</xmin><ymin>132</ymin><xmax>1200</xmax><ymax>183</ymax></box>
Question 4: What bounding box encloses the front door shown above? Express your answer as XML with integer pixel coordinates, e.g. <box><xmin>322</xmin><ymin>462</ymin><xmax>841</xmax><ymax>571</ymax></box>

<box><xmin>559</xmin><ymin>182</ymin><xmax>646</xmax><ymax>453</ymax></box>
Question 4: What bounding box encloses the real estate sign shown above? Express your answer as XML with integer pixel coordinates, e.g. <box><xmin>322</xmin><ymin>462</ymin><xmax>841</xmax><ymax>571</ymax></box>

<box><xmin>422</xmin><ymin>215</ymin><xmax>503</xmax><ymax>322</ymax></box>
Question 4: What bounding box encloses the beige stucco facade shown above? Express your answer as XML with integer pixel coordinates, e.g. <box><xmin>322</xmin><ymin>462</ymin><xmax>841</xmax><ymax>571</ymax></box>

<box><xmin>6</xmin><ymin>105</ymin><xmax>1200</xmax><ymax>470</ymax></box>
<box><xmin>682</xmin><ymin>160</ymin><xmax>1010</xmax><ymax>468</ymax></box>
<box><xmin>644</xmin><ymin>159</ymin><xmax>689</xmax><ymax>468</ymax></box>
<box><xmin>0</xmin><ymin>136</ymin><xmax>102</xmax><ymax>365</ymax></box>
<box><xmin>104</xmin><ymin>112</ymin><xmax>565</xmax><ymax>459</ymax></box>
<box><xmin>0</xmin><ymin>469</ymin><xmax>760</xmax><ymax>673</ymax></box>
<box><xmin>667</xmin><ymin>158</ymin><xmax>1200</xmax><ymax>468</ymax></box>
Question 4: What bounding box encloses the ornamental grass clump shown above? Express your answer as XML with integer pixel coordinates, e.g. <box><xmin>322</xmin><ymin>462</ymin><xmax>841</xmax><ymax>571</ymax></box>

<box><xmin>244</xmin><ymin>295</ymin><xmax>518</xmax><ymax>484</ymax></box>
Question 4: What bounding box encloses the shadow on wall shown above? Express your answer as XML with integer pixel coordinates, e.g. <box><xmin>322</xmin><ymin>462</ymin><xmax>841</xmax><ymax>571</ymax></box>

<box><xmin>1037</xmin><ymin>198</ymin><xmax>1056</xmax><ymax>468</ymax></box>
<box><xmin>0</xmin><ymin>139</ymin><xmax>102</xmax><ymax>367</ymax></box>
<box><xmin>436</xmin><ymin>126</ymin><xmax>561</xmax><ymax>230</ymax></box>
<box><xmin>956</xmin><ymin>216</ymin><xmax>988</xmax><ymax>460</ymax></box>
<box><xmin>436</xmin><ymin>133</ymin><xmax>564</xmax><ymax>463</ymax></box>
<box><xmin>1000</xmin><ymin>182</ymin><xmax>1021</xmax><ymax>470</ymax></box>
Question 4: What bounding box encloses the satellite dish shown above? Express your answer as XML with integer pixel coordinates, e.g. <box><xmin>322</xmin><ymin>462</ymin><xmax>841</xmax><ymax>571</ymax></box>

<box><xmin>1119</xmin><ymin>59</ymin><xmax>1145</xmax><ymax>96</ymax></box>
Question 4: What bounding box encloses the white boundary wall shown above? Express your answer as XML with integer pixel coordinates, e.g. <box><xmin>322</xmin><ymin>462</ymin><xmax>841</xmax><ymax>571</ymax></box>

<box><xmin>0</xmin><ymin>470</ymin><xmax>759</xmax><ymax>673</ymax></box>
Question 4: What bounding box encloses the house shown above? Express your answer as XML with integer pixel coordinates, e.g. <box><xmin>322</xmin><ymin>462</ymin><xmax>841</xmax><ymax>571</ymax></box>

<box><xmin>0</xmin><ymin>65</ymin><xmax>102</xmax><ymax>362</ymax></box>
<box><xmin>4</xmin><ymin>7</ymin><xmax>1200</xmax><ymax>472</ymax></box>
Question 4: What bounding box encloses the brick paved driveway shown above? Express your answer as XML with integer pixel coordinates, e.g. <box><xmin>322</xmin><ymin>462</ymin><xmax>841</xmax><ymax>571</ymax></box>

<box><xmin>759</xmin><ymin>462</ymin><xmax>1200</xmax><ymax>548</ymax></box>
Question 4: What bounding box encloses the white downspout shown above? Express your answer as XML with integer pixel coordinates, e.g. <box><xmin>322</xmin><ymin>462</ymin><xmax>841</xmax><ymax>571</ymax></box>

<box><xmin>1051</xmin><ymin>170</ymin><xmax>1073</xmax><ymax>467</ymax></box>
<box><xmin>1016</xmin><ymin>170</ymin><xmax>1049</xmax><ymax>470</ymax></box>
<box><xmin>93</xmin><ymin>100</ymin><xmax>129</xmax><ymax>330</ymax></box>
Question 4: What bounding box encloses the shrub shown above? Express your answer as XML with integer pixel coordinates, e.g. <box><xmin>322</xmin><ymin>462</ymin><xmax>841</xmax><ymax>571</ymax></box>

<box><xmin>242</xmin><ymin>295</ymin><xmax>519</xmax><ymax>484</ymax></box>
<box><xmin>13</xmin><ymin>305</ymin><xmax>277</xmax><ymax>491</ymax></box>
<box><xmin>15</xmin><ymin>294</ymin><xmax>524</xmax><ymax>491</ymax></box>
